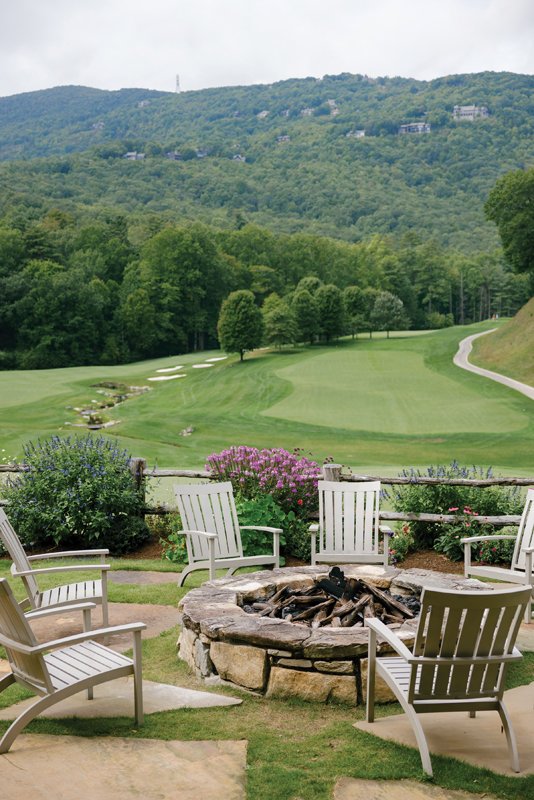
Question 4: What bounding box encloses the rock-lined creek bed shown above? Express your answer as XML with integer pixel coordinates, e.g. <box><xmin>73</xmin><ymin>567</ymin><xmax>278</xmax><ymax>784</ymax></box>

<box><xmin>178</xmin><ymin>565</ymin><xmax>489</xmax><ymax>705</ymax></box>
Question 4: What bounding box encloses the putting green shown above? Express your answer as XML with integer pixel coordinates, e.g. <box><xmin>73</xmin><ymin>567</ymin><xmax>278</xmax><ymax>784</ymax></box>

<box><xmin>263</xmin><ymin>347</ymin><xmax>525</xmax><ymax>434</ymax></box>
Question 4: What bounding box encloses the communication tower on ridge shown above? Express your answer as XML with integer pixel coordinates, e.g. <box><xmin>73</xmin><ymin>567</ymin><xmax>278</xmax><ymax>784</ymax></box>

<box><xmin>175</xmin><ymin>74</ymin><xmax>181</xmax><ymax>93</ymax></box>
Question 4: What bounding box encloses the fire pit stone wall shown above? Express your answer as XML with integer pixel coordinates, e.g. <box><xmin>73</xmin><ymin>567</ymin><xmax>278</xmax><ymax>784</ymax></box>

<box><xmin>178</xmin><ymin>565</ymin><xmax>489</xmax><ymax>705</ymax></box>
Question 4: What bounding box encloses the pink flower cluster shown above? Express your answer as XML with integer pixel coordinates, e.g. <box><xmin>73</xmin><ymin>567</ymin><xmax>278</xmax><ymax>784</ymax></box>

<box><xmin>205</xmin><ymin>445</ymin><xmax>322</xmax><ymax>515</ymax></box>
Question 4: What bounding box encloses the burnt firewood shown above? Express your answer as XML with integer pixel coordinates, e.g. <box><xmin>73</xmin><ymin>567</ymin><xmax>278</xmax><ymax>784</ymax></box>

<box><xmin>358</xmin><ymin>580</ymin><xmax>414</xmax><ymax>618</ymax></box>
<box><xmin>314</xmin><ymin>577</ymin><xmax>345</xmax><ymax>599</ymax></box>
<box><xmin>363</xmin><ymin>600</ymin><xmax>376</xmax><ymax>618</ymax></box>
<box><xmin>292</xmin><ymin>598</ymin><xmax>335</xmax><ymax>621</ymax></box>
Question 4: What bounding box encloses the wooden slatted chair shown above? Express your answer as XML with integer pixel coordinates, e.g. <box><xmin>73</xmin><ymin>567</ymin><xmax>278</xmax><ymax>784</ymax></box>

<box><xmin>462</xmin><ymin>487</ymin><xmax>534</xmax><ymax>622</ymax></box>
<box><xmin>173</xmin><ymin>482</ymin><xmax>281</xmax><ymax>586</ymax></box>
<box><xmin>309</xmin><ymin>480</ymin><xmax>392</xmax><ymax>566</ymax></box>
<box><xmin>0</xmin><ymin>578</ymin><xmax>145</xmax><ymax>753</ymax></box>
<box><xmin>365</xmin><ymin>585</ymin><xmax>531</xmax><ymax>777</ymax></box>
<box><xmin>0</xmin><ymin>508</ymin><xmax>110</xmax><ymax>627</ymax></box>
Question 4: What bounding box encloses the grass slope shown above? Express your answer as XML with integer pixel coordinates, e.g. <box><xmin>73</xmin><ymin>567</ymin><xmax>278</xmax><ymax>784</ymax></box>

<box><xmin>471</xmin><ymin>297</ymin><xmax>534</xmax><ymax>386</ymax></box>
<box><xmin>2</xmin><ymin>322</ymin><xmax>534</xmax><ymax>474</ymax></box>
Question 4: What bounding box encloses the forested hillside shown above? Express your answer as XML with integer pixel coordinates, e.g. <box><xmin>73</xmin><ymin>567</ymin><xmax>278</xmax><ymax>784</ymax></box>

<box><xmin>0</xmin><ymin>72</ymin><xmax>533</xmax><ymax>249</ymax></box>
<box><xmin>0</xmin><ymin>71</ymin><xmax>533</xmax><ymax>370</ymax></box>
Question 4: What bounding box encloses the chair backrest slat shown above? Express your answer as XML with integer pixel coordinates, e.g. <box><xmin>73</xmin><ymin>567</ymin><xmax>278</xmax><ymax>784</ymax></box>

<box><xmin>0</xmin><ymin>510</ymin><xmax>41</xmax><ymax>608</ymax></box>
<box><xmin>512</xmin><ymin>488</ymin><xmax>534</xmax><ymax>571</ymax></box>
<box><xmin>0</xmin><ymin>579</ymin><xmax>51</xmax><ymax>693</ymax></box>
<box><xmin>410</xmin><ymin>586</ymin><xmax>530</xmax><ymax>704</ymax></box>
<box><xmin>174</xmin><ymin>482</ymin><xmax>242</xmax><ymax>562</ymax></box>
<box><xmin>318</xmin><ymin>481</ymin><xmax>381</xmax><ymax>559</ymax></box>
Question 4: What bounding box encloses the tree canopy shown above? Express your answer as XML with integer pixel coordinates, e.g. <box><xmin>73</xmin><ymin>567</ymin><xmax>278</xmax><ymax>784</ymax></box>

<box><xmin>485</xmin><ymin>168</ymin><xmax>534</xmax><ymax>276</ymax></box>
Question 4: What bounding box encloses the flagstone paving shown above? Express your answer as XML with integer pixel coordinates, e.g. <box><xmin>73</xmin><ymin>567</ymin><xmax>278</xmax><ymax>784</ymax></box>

<box><xmin>0</xmin><ymin>735</ymin><xmax>247</xmax><ymax>800</ymax></box>
<box><xmin>355</xmin><ymin>680</ymin><xmax>534</xmax><ymax>776</ymax></box>
<box><xmin>334</xmin><ymin>778</ymin><xmax>498</xmax><ymax>800</ymax></box>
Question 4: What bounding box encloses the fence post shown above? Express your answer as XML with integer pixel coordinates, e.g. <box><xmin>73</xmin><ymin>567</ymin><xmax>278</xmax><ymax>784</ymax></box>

<box><xmin>323</xmin><ymin>463</ymin><xmax>342</xmax><ymax>481</ymax></box>
<box><xmin>129</xmin><ymin>457</ymin><xmax>147</xmax><ymax>504</ymax></box>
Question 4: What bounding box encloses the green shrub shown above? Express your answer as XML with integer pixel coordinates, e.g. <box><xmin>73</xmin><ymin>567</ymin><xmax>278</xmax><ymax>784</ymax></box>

<box><xmin>475</xmin><ymin>533</ymin><xmax>516</xmax><ymax>565</ymax></box>
<box><xmin>388</xmin><ymin>523</ymin><xmax>415</xmax><ymax>565</ymax></box>
<box><xmin>235</xmin><ymin>495</ymin><xmax>287</xmax><ymax>561</ymax></box>
<box><xmin>389</xmin><ymin>462</ymin><xmax>523</xmax><ymax>549</ymax></box>
<box><xmin>156</xmin><ymin>513</ymin><xmax>188</xmax><ymax>565</ymax></box>
<box><xmin>5</xmin><ymin>434</ymin><xmax>150</xmax><ymax>554</ymax></box>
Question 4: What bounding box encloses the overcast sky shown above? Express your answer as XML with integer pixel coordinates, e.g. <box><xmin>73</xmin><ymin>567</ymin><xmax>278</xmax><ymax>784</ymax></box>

<box><xmin>1</xmin><ymin>0</ymin><xmax>533</xmax><ymax>98</ymax></box>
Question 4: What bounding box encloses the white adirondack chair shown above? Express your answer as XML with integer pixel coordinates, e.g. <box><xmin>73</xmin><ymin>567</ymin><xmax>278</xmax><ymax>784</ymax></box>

<box><xmin>173</xmin><ymin>482</ymin><xmax>281</xmax><ymax>586</ymax></box>
<box><xmin>0</xmin><ymin>578</ymin><xmax>145</xmax><ymax>753</ymax></box>
<box><xmin>366</xmin><ymin>585</ymin><xmax>531</xmax><ymax>777</ymax></box>
<box><xmin>0</xmin><ymin>508</ymin><xmax>110</xmax><ymax>627</ymax></box>
<box><xmin>309</xmin><ymin>480</ymin><xmax>392</xmax><ymax>566</ymax></box>
<box><xmin>462</xmin><ymin>487</ymin><xmax>534</xmax><ymax>622</ymax></box>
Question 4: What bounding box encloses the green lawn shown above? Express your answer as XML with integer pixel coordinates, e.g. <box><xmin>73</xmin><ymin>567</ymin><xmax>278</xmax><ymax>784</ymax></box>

<box><xmin>2</xmin><ymin>321</ymin><xmax>534</xmax><ymax>474</ymax></box>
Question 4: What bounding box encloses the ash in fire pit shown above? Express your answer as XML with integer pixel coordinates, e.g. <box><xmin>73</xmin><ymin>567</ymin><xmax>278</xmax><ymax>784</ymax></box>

<box><xmin>241</xmin><ymin>566</ymin><xmax>420</xmax><ymax>628</ymax></box>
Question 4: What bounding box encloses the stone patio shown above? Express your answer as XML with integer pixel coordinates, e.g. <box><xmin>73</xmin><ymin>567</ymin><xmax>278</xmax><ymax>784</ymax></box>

<box><xmin>0</xmin><ymin>735</ymin><xmax>247</xmax><ymax>800</ymax></box>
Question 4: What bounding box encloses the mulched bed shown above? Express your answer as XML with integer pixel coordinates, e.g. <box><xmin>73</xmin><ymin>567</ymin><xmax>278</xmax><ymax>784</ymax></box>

<box><xmin>122</xmin><ymin>538</ymin><xmax>465</xmax><ymax>575</ymax></box>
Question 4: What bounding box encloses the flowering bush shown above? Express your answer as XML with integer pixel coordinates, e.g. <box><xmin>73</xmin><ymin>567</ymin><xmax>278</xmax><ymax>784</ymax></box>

<box><xmin>5</xmin><ymin>434</ymin><xmax>150</xmax><ymax>554</ymax></box>
<box><xmin>475</xmin><ymin>534</ymin><xmax>515</xmax><ymax>565</ymax></box>
<box><xmin>388</xmin><ymin>523</ymin><xmax>415</xmax><ymax>565</ymax></box>
<box><xmin>390</xmin><ymin>462</ymin><xmax>523</xmax><ymax>549</ymax></box>
<box><xmin>434</xmin><ymin>506</ymin><xmax>488</xmax><ymax>561</ymax></box>
<box><xmin>205</xmin><ymin>446</ymin><xmax>322</xmax><ymax>517</ymax></box>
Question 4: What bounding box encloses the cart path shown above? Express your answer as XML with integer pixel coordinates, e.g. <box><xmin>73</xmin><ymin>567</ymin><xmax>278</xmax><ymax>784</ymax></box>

<box><xmin>454</xmin><ymin>329</ymin><xmax>534</xmax><ymax>401</ymax></box>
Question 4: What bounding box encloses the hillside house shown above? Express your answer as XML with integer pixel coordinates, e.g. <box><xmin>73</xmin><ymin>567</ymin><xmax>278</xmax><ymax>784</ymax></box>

<box><xmin>92</xmin><ymin>121</ymin><xmax>105</xmax><ymax>131</ymax></box>
<box><xmin>346</xmin><ymin>129</ymin><xmax>365</xmax><ymax>138</ymax></box>
<box><xmin>276</xmin><ymin>135</ymin><xmax>291</xmax><ymax>143</ymax></box>
<box><xmin>257</xmin><ymin>110</ymin><xmax>269</xmax><ymax>119</ymax></box>
<box><xmin>137</xmin><ymin>100</ymin><xmax>150</xmax><ymax>108</ymax></box>
<box><xmin>300</xmin><ymin>107</ymin><xmax>314</xmax><ymax>117</ymax></box>
<box><xmin>453</xmin><ymin>104</ymin><xmax>489</xmax><ymax>120</ymax></box>
<box><xmin>123</xmin><ymin>151</ymin><xmax>145</xmax><ymax>160</ymax></box>
<box><xmin>399</xmin><ymin>122</ymin><xmax>431</xmax><ymax>134</ymax></box>
<box><xmin>327</xmin><ymin>99</ymin><xmax>339</xmax><ymax>116</ymax></box>
<box><xmin>232</xmin><ymin>154</ymin><xmax>246</xmax><ymax>162</ymax></box>
<box><xmin>165</xmin><ymin>151</ymin><xmax>183</xmax><ymax>161</ymax></box>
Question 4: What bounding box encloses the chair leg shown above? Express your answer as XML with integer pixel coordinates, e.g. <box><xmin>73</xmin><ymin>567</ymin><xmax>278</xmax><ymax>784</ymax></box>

<box><xmin>177</xmin><ymin>563</ymin><xmax>197</xmax><ymax>587</ymax></box>
<box><xmin>0</xmin><ymin>692</ymin><xmax>63</xmax><ymax>754</ymax></box>
<box><xmin>497</xmin><ymin>700</ymin><xmax>520</xmax><ymax>773</ymax></box>
<box><xmin>133</xmin><ymin>630</ymin><xmax>144</xmax><ymax>726</ymax></box>
<box><xmin>366</xmin><ymin>629</ymin><xmax>376</xmax><ymax>723</ymax></box>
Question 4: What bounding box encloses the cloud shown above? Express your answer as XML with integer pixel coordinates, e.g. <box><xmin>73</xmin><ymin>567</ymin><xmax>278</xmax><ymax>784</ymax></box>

<box><xmin>0</xmin><ymin>0</ymin><xmax>532</xmax><ymax>97</ymax></box>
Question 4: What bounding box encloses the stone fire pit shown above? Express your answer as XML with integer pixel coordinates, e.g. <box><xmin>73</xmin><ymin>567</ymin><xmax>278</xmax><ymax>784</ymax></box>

<box><xmin>178</xmin><ymin>565</ymin><xmax>488</xmax><ymax>705</ymax></box>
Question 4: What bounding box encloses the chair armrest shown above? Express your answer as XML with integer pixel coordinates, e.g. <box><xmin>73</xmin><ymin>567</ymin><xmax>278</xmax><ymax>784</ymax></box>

<box><xmin>308</xmin><ymin>524</ymin><xmax>319</xmax><ymax>534</ymax></box>
<box><xmin>365</xmin><ymin>617</ymin><xmax>414</xmax><ymax>662</ymax></box>
<box><xmin>27</xmin><ymin>549</ymin><xmax>109</xmax><ymax>560</ymax></box>
<box><xmin>178</xmin><ymin>529</ymin><xmax>217</xmax><ymax>540</ymax></box>
<box><xmin>31</xmin><ymin>622</ymin><xmax>147</xmax><ymax>654</ymax></box>
<box><xmin>522</xmin><ymin>546</ymin><xmax>534</xmax><ymax>554</ymax></box>
<box><xmin>461</xmin><ymin>535</ymin><xmax>517</xmax><ymax>545</ymax></box>
<box><xmin>379</xmin><ymin>525</ymin><xmax>394</xmax><ymax>535</ymax></box>
<box><xmin>11</xmin><ymin>563</ymin><xmax>110</xmax><ymax>577</ymax></box>
<box><xmin>25</xmin><ymin>602</ymin><xmax>97</xmax><ymax>620</ymax></box>
<box><xmin>239</xmin><ymin>526</ymin><xmax>282</xmax><ymax>535</ymax></box>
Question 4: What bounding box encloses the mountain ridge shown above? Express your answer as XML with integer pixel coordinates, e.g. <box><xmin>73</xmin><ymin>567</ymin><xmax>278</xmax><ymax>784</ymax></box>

<box><xmin>0</xmin><ymin>71</ymin><xmax>532</xmax><ymax>250</ymax></box>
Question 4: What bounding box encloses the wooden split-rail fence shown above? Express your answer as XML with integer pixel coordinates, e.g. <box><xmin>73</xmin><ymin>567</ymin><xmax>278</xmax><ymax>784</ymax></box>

<box><xmin>1</xmin><ymin>460</ymin><xmax>532</xmax><ymax>527</ymax></box>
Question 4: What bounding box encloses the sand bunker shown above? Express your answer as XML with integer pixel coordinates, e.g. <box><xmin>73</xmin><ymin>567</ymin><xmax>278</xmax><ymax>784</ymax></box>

<box><xmin>205</xmin><ymin>356</ymin><xmax>228</xmax><ymax>362</ymax></box>
<box><xmin>192</xmin><ymin>364</ymin><xmax>213</xmax><ymax>369</ymax></box>
<box><xmin>156</xmin><ymin>365</ymin><xmax>184</xmax><ymax>373</ymax></box>
<box><xmin>147</xmin><ymin>374</ymin><xmax>186</xmax><ymax>382</ymax></box>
